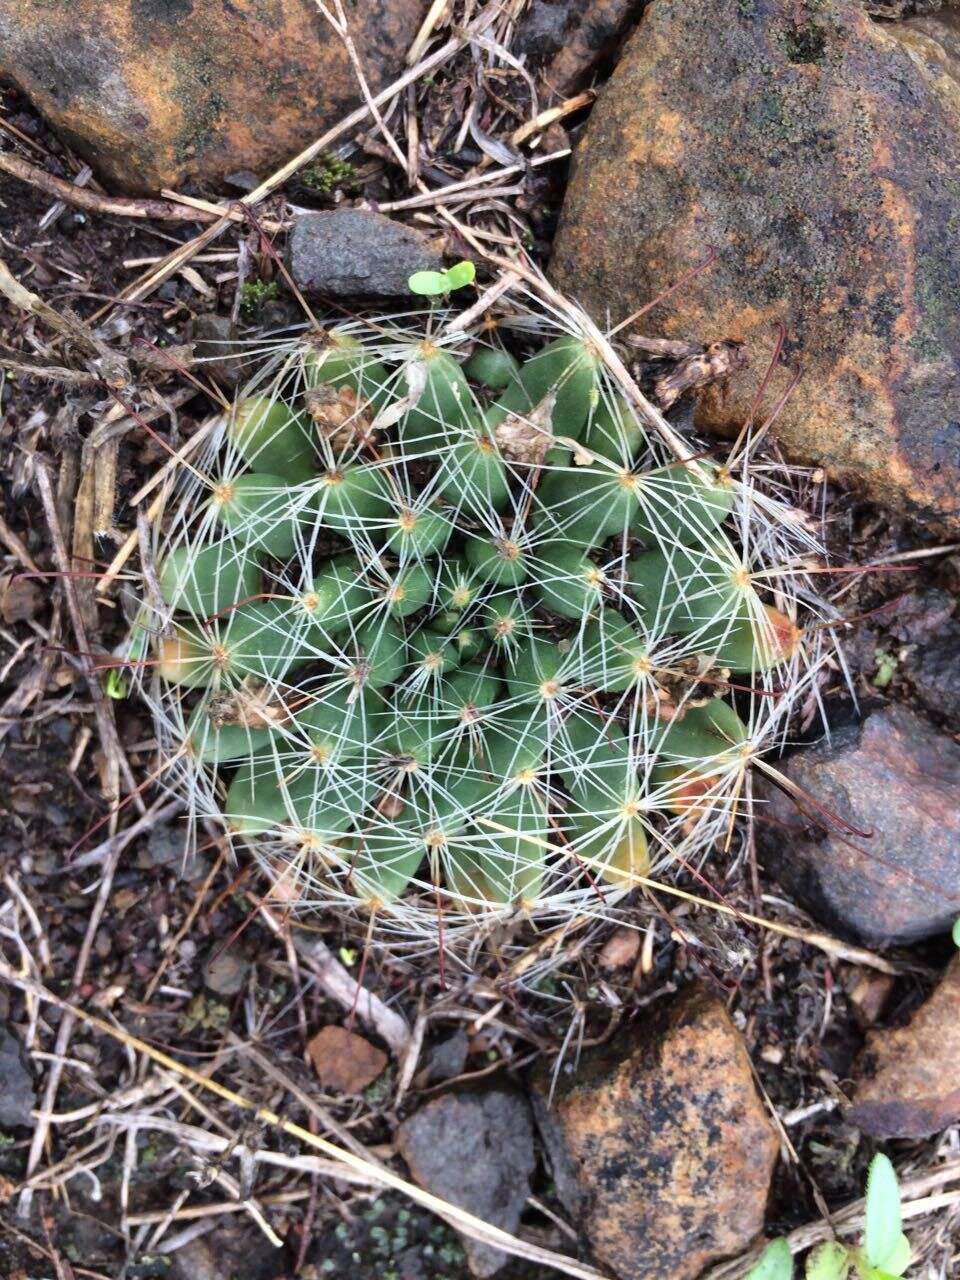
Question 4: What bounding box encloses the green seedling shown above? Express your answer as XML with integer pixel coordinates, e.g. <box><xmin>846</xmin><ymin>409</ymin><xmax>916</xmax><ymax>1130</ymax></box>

<box><xmin>746</xmin><ymin>1239</ymin><xmax>794</xmax><ymax>1280</ymax></box>
<box><xmin>408</xmin><ymin>260</ymin><xmax>477</xmax><ymax>297</ymax></box>
<box><xmin>107</xmin><ymin>621</ymin><xmax>150</xmax><ymax>699</ymax></box>
<box><xmin>106</xmin><ymin>669</ymin><xmax>128</xmax><ymax>699</ymax></box>
<box><xmin>761</xmin><ymin>1153</ymin><xmax>912</xmax><ymax>1280</ymax></box>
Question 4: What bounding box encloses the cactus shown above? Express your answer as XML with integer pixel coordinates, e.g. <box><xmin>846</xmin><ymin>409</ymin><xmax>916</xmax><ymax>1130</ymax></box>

<box><xmin>136</xmin><ymin>302</ymin><xmax>822</xmax><ymax>939</ymax></box>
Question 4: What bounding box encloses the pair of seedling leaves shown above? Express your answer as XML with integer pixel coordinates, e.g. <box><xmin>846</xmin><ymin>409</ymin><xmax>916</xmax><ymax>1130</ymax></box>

<box><xmin>152</xmin><ymin>327</ymin><xmax>794</xmax><ymax>906</ymax></box>
<box><xmin>748</xmin><ymin>1155</ymin><xmax>912</xmax><ymax>1280</ymax></box>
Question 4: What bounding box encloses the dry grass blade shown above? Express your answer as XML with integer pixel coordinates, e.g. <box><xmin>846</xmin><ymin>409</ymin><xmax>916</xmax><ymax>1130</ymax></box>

<box><xmin>96</xmin><ymin>412</ymin><xmax>223</xmax><ymax>598</ymax></box>
<box><xmin>511</xmin><ymin>92</ymin><xmax>596</xmax><ymax>146</ymax></box>
<box><xmin>0</xmin><ymin>256</ymin><xmax>117</xmax><ymax>366</ymax></box>
<box><xmin>0</xmin><ymin>963</ymin><xmax>607</xmax><ymax>1280</ymax></box>
<box><xmin>34</xmin><ymin>463</ymin><xmax>139</xmax><ymax>806</ymax></box>
<box><xmin>20</xmin><ymin>466</ymin><xmax>148</xmax><ymax>1216</ymax></box>
<box><xmin>474</xmin><ymin>819</ymin><xmax>900</xmax><ymax>975</ymax></box>
<box><xmin>293</xmin><ymin>933</ymin><xmax>412</xmax><ymax>1055</ymax></box>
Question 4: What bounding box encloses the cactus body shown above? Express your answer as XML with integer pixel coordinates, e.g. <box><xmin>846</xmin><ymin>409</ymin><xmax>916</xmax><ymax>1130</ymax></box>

<box><xmin>141</xmin><ymin>311</ymin><xmax>816</xmax><ymax>936</ymax></box>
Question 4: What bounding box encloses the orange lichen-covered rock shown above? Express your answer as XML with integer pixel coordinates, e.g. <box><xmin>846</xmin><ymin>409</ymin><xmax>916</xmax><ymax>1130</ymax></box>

<box><xmin>849</xmin><ymin>953</ymin><xmax>960</xmax><ymax>1139</ymax></box>
<box><xmin>551</xmin><ymin>0</ymin><xmax>960</xmax><ymax>530</ymax></box>
<box><xmin>532</xmin><ymin>984</ymin><xmax>778</xmax><ymax>1280</ymax></box>
<box><xmin>0</xmin><ymin>0</ymin><xmax>427</xmax><ymax>194</ymax></box>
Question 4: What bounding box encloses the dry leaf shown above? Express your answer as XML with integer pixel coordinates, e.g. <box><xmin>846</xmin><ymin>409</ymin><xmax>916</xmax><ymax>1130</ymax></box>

<box><xmin>308</xmin><ymin>1024</ymin><xmax>387</xmax><ymax>1094</ymax></box>
<box><xmin>494</xmin><ymin>390</ymin><xmax>557</xmax><ymax>464</ymax></box>
<box><xmin>598</xmin><ymin>926</ymin><xmax>641</xmax><ymax>970</ymax></box>
<box><xmin>0</xmin><ymin>571</ymin><xmax>41</xmax><ymax>624</ymax></box>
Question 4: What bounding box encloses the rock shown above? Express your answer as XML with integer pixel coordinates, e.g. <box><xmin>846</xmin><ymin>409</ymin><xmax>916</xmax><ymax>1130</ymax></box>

<box><xmin>0</xmin><ymin>0</ymin><xmax>427</xmax><ymax>194</ymax></box>
<box><xmin>532</xmin><ymin>985</ymin><xmax>778</xmax><ymax>1280</ymax></box>
<box><xmin>905</xmin><ymin>622</ymin><xmax>960</xmax><ymax>725</ymax></box>
<box><xmin>137</xmin><ymin>823</ymin><xmax>205</xmax><ymax>879</ymax></box>
<box><xmin>140</xmin><ymin>822</ymin><xmax>185</xmax><ymax>868</ymax></box>
<box><xmin>844</xmin><ymin>968</ymin><xmax>895</xmax><ymax>1029</ymax></box>
<box><xmin>883</xmin><ymin>589</ymin><xmax>956</xmax><ymax>646</ymax></box>
<box><xmin>551</xmin><ymin>0</ymin><xmax>960</xmax><ymax>530</ymax></box>
<box><xmin>202</xmin><ymin>946</ymin><xmax>248</xmax><ymax>998</ymax></box>
<box><xmin>396</xmin><ymin>1088</ymin><xmax>536</xmax><ymax>1277</ymax></box>
<box><xmin>287</xmin><ymin>209</ymin><xmax>444</xmax><ymax>300</ymax></box>
<box><xmin>170</xmin><ymin>1238</ymin><xmax>224</xmax><ymax>1280</ymax></box>
<box><xmin>757</xmin><ymin>704</ymin><xmax>960</xmax><ymax>947</ymax></box>
<box><xmin>0</xmin><ymin>1026</ymin><xmax>35</xmax><ymax>1128</ymax></box>
<box><xmin>0</xmin><ymin>571</ymin><xmax>41</xmax><ymax>624</ymax></box>
<box><xmin>190</xmin><ymin>313</ymin><xmax>246</xmax><ymax>390</ymax></box>
<box><xmin>848</xmin><ymin>953</ymin><xmax>960</xmax><ymax>1137</ymax></box>
<box><xmin>597</xmin><ymin>925</ymin><xmax>641</xmax><ymax>970</ymax></box>
<box><xmin>514</xmin><ymin>0</ymin><xmax>640</xmax><ymax>98</ymax></box>
<box><xmin>420</xmin><ymin>1030</ymin><xmax>469</xmax><ymax>1086</ymax></box>
<box><xmin>872</xmin><ymin>590</ymin><xmax>960</xmax><ymax>724</ymax></box>
<box><xmin>307</xmin><ymin>1024</ymin><xmax>387</xmax><ymax>1095</ymax></box>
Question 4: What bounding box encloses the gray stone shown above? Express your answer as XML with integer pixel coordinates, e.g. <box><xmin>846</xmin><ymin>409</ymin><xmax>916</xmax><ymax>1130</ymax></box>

<box><xmin>140</xmin><ymin>822</ymin><xmax>186</xmax><ymax>868</ymax></box>
<box><xmin>287</xmin><ymin>209</ymin><xmax>444</xmax><ymax>300</ymax></box>
<box><xmin>191</xmin><ymin>313</ymin><xmax>247</xmax><ymax>390</ymax></box>
<box><xmin>514</xmin><ymin>0</ymin><xmax>640</xmax><ymax>97</ymax></box>
<box><xmin>421</xmin><ymin>1030</ymin><xmax>469</xmax><ymax>1085</ymax></box>
<box><xmin>139</xmin><ymin>822</ymin><xmax>204</xmax><ymax>878</ymax></box>
<box><xmin>757</xmin><ymin>704</ymin><xmax>960</xmax><ymax>946</ymax></box>
<box><xmin>0</xmin><ymin>1026</ymin><xmax>35</xmax><ymax>1128</ymax></box>
<box><xmin>906</xmin><ymin>623</ymin><xmax>960</xmax><ymax>727</ymax></box>
<box><xmin>396</xmin><ymin>1087</ymin><xmax>536</xmax><ymax>1277</ymax></box>
<box><xmin>203</xmin><ymin>946</ymin><xmax>249</xmax><ymax>998</ymax></box>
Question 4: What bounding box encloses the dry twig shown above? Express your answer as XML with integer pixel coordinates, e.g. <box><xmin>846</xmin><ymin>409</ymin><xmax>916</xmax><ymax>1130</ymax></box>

<box><xmin>1</xmin><ymin>962</ymin><xmax>608</xmax><ymax>1280</ymax></box>
<box><xmin>0</xmin><ymin>150</ymin><xmax>219</xmax><ymax>222</ymax></box>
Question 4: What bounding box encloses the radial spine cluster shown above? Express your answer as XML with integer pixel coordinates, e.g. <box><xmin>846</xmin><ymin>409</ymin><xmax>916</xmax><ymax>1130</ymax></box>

<box><xmin>138</xmin><ymin>310</ymin><xmax>809</xmax><ymax>931</ymax></box>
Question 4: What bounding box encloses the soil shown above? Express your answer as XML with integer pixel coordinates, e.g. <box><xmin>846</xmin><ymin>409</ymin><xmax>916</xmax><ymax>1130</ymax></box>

<box><xmin>1</xmin><ymin>23</ymin><xmax>958</xmax><ymax>1279</ymax></box>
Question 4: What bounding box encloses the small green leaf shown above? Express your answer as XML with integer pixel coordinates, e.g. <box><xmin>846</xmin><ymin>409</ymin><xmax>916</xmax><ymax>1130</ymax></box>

<box><xmin>952</xmin><ymin>916</ymin><xmax>960</xmax><ymax>948</ymax></box>
<box><xmin>408</xmin><ymin>260</ymin><xmax>476</xmax><ymax>296</ymax></box>
<box><xmin>746</xmin><ymin>1239</ymin><xmax>794</xmax><ymax>1280</ymax></box>
<box><xmin>106</xmin><ymin>668</ymin><xmax>128</xmax><ymax>700</ymax></box>
<box><xmin>880</xmin><ymin>1233</ymin><xmax>911</xmax><ymax>1278</ymax></box>
<box><xmin>872</xmin><ymin>649</ymin><xmax>896</xmax><ymax>689</ymax></box>
<box><xmin>408</xmin><ymin>270</ymin><xmax>450</xmax><ymax>296</ymax></box>
<box><xmin>864</xmin><ymin>1154</ymin><xmax>902</xmax><ymax>1270</ymax></box>
<box><xmin>445</xmin><ymin>259</ymin><xmax>476</xmax><ymax>290</ymax></box>
<box><xmin>805</xmin><ymin>1242</ymin><xmax>851</xmax><ymax>1280</ymax></box>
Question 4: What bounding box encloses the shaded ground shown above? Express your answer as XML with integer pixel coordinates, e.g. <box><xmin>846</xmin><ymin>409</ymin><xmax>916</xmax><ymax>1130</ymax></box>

<box><xmin>1</xmin><ymin>13</ymin><xmax>959</xmax><ymax>1280</ymax></box>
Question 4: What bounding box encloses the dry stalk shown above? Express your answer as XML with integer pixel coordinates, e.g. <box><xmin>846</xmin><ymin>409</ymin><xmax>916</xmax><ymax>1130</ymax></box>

<box><xmin>0</xmin><ymin>150</ymin><xmax>219</xmax><ymax>221</ymax></box>
<box><xmin>0</xmin><ymin>961</ymin><xmax>607</xmax><ymax>1280</ymax></box>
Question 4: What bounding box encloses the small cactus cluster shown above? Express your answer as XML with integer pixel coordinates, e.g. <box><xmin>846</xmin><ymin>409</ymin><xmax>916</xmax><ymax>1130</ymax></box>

<box><xmin>137</xmin><ymin>306</ymin><xmax>812</xmax><ymax>934</ymax></box>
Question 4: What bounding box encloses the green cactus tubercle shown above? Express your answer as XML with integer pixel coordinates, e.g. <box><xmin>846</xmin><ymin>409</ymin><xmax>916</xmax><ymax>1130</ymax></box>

<box><xmin>148</xmin><ymin>324</ymin><xmax>799</xmax><ymax>915</ymax></box>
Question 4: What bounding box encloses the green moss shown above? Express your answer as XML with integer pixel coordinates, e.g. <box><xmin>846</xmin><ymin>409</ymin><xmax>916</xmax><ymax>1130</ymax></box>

<box><xmin>302</xmin><ymin>152</ymin><xmax>359</xmax><ymax>196</ymax></box>
<box><xmin>239</xmin><ymin>279</ymin><xmax>280</xmax><ymax>315</ymax></box>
